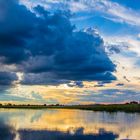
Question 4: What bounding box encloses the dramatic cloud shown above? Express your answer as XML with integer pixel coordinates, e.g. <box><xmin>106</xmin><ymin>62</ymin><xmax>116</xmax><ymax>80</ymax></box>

<box><xmin>0</xmin><ymin>0</ymin><xmax>116</xmax><ymax>86</ymax></box>
<box><xmin>0</xmin><ymin>72</ymin><xmax>18</xmax><ymax>85</ymax></box>
<box><xmin>0</xmin><ymin>0</ymin><xmax>36</xmax><ymax>64</ymax></box>
<box><xmin>0</xmin><ymin>71</ymin><xmax>17</xmax><ymax>94</ymax></box>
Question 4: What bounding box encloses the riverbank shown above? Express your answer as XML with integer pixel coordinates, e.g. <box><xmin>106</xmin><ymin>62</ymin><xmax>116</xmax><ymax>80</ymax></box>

<box><xmin>0</xmin><ymin>104</ymin><xmax>140</xmax><ymax>113</ymax></box>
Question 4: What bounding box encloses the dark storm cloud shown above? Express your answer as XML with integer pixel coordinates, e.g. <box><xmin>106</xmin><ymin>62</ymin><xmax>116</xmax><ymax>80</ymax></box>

<box><xmin>0</xmin><ymin>72</ymin><xmax>18</xmax><ymax>85</ymax></box>
<box><xmin>21</xmin><ymin>72</ymin><xmax>70</xmax><ymax>86</ymax></box>
<box><xmin>0</xmin><ymin>0</ymin><xmax>37</xmax><ymax>64</ymax></box>
<box><xmin>21</xmin><ymin>71</ymin><xmax>116</xmax><ymax>86</ymax></box>
<box><xmin>0</xmin><ymin>0</ymin><xmax>116</xmax><ymax>85</ymax></box>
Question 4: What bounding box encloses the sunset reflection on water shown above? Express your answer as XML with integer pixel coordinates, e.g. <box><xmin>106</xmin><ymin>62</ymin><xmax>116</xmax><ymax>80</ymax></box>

<box><xmin>0</xmin><ymin>109</ymin><xmax>139</xmax><ymax>140</ymax></box>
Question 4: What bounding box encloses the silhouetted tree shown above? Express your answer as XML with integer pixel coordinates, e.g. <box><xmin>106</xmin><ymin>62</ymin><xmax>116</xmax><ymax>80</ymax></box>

<box><xmin>130</xmin><ymin>101</ymin><xmax>138</xmax><ymax>104</ymax></box>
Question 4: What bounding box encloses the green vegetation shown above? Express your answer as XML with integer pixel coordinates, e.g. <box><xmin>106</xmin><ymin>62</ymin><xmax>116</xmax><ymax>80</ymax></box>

<box><xmin>0</xmin><ymin>102</ymin><xmax>140</xmax><ymax>113</ymax></box>
<box><xmin>60</xmin><ymin>104</ymin><xmax>140</xmax><ymax>113</ymax></box>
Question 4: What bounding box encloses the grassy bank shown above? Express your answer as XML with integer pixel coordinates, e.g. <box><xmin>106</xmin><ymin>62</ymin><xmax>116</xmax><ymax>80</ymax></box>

<box><xmin>0</xmin><ymin>104</ymin><xmax>140</xmax><ymax>113</ymax></box>
<box><xmin>59</xmin><ymin>104</ymin><xmax>140</xmax><ymax>113</ymax></box>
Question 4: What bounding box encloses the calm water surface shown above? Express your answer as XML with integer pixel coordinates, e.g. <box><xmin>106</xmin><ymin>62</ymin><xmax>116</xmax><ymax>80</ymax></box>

<box><xmin>0</xmin><ymin>109</ymin><xmax>139</xmax><ymax>140</ymax></box>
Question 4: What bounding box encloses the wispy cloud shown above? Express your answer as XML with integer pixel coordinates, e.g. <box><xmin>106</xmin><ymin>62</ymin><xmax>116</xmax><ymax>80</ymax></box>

<box><xmin>69</xmin><ymin>0</ymin><xmax>140</xmax><ymax>26</ymax></box>
<box><xmin>21</xmin><ymin>0</ymin><xmax>140</xmax><ymax>26</ymax></box>
<box><xmin>104</xmin><ymin>35</ymin><xmax>140</xmax><ymax>57</ymax></box>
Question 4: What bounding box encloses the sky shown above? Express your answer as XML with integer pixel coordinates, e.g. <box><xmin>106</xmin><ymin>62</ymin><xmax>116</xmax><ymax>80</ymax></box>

<box><xmin>0</xmin><ymin>0</ymin><xmax>140</xmax><ymax>104</ymax></box>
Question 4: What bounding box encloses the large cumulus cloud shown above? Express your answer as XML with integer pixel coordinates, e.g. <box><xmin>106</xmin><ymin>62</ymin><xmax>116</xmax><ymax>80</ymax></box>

<box><xmin>0</xmin><ymin>0</ymin><xmax>116</xmax><ymax>86</ymax></box>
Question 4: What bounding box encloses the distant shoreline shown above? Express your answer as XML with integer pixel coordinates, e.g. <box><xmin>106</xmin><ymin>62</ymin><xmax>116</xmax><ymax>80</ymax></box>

<box><xmin>0</xmin><ymin>103</ymin><xmax>140</xmax><ymax>113</ymax></box>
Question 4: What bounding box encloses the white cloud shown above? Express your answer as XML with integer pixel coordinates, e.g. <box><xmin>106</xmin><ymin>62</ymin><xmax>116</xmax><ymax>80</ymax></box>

<box><xmin>72</xmin><ymin>0</ymin><xmax>140</xmax><ymax>26</ymax></box>
<box><xmin>104</xmin><ymin>35</ymin><xmax>140</xmax><ymax>57</ymax></box>
<box><xmin>21</xmin><ymin>0</ymin><xmax>140</xmax><ymax>26</ymax></box>
<box><xmin>103</xmin><ymin>35</ymin><xmax>140</xmax><ymax>85</ymax></box>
